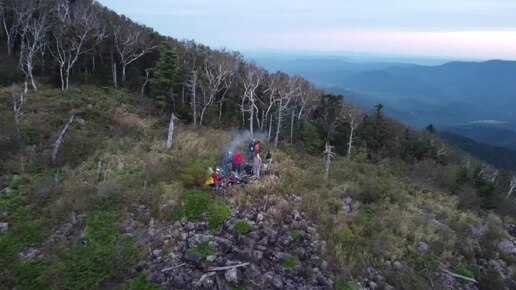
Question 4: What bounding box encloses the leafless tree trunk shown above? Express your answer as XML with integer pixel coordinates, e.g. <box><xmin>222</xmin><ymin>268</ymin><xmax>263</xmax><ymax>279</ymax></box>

<box><xmin>324</xmin><ymin>142</ymin><xmax>335</xmax><ymax>180</ymax></box>
<box><xmin>268</xmin><ymin>115</ymin><xmax>273</xmax><ymax>141</ymax></box>
<box><xmin>241</xmin><ymin>63</ymin><xmax>264</xmax><ymax>136</ymax></box>
<box><xmin>141</xmin><ymin>67</ymin><xmax>152</xmax><ymax>97</ymax></box>
<box><xmin>344</xmin><ymin>104</ymin><xmax>362</xmax><ymax>160</ymax></box>
<box><xmin>297</xmin><ymin>81</ymin><xmax>320</xmax><ymax>121</ymax></box>
<box><xmin>347</xmin><ymin>119</ymin><xmax>357</xmax><ymax>160</ymax></box>
<box><xmin>52</xmin><ymin>115</ymin><xmax>75</xmax><ymax>164</ymax></box>
<box><xmin>290</xmin><ymin>108</ymin><xmax>295</xmax><ymax>144</ymax></box>
<box><xmin>274</xmin><ymin>75</ymin><xmax>301</xmax><ymax>147</ymax></box>
<box><xmin>274</xmin><ymin>98</ymin><xmax>283</xmax><ymax>147</ymax></box>
<box><xmin>11</xmin><ymin>82</ymin><xmax>28</xmax><ymax>135</ymax></box>
<box><xmin>478</xmin><ymin>163</ymin><xmax>499</xmax><ymax>183</ymax></box>
<box><xmin>111</xmin><ymin>52</ymin><xmax>118</xmax><ymax>88</ymax></box>
<box><xmin>18</xmin><ymin>4</ymin><xmax>49</xmax><ymax>91</ymax></box>
<box><xmin>113</xmin><ymin>25</ymin><xmax>158</xmax><ymax>85</ymax></box>
<box><xmin>187</xmin><ymin>70</ymin><xmax>198</xmax><ymax>126</ymax></box>
<box><xmin>96</xmin><ymin>161</ymin><xmax>102</xmax><ymax>181</ymax></box>
<box><xmin>199</xmin><ymin>49</ymin><xmax>238</xmax><ymax>125</ymax></box>
<box><xmin>507</xmin><ymin>177</ymin><xmax>516</xmax><ymax>199</ymax></box>
<box><xmin>49</xmin><ymin>0</ymin><xmax>105</xmax><ymax>91</ymax></box>
<box><xmin>0</xmin><ymin>1</ymin><xmax>18</xmax><ymax>56</ymax></box>
<box><xmin>166</xmin><ymin>113</ymin><xmax>178</xmax><ymax>149</ymax></box>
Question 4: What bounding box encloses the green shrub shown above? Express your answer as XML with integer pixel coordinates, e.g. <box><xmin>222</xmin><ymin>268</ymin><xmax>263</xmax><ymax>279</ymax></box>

<box><xmin>290</xmin><ymin>229</ymin><xmax>301</xmax><ymax>239</ymax></box>
<box><xmin>182</xmin><ymin>191</ymin><xmax>212</xmax><ymax>220</ymax></box>
<box><xmin>26</xmin><ymin>162</ymin><xmax>43</xmax><ymax>174</ymax></box>
<box><xmin>421</xmin><ymin>253</ymin><xmax>440</xmax><ymax>270</ymax></box>
<box><xmin>10</xmin><ymin>177</ymin><xmax>31</xmax><ymax>190</ymax></box>
<box><xmin>283</xmin><ymin>255</ymin><xmax>299</xmax><ymax>268</ymax></box>
<box><xmin>62</xmin><ymin>211</ymin><xmax>138</xmax><ymax>290</ymax></box>
<box><xmin>233</xmin><ymin>219</ymin><xmax>252</xmax><ymax>235</ymax></box>
<box><xmin>455</xmin><ymin>264</ymin><xmax>475</xmax><ymax>284</ymax></box>
<box><xmin>336</xmin><ymin>282</ymin><xmax>362</xmax><ymax>290</ymax></box>
<box><xmin>178</xmin><ymin>160</ymin><xmax>207</xmax><ymax>187</ymax></box>
<box><xmin>20</xmin><ymin>125</ymin><xmax>39</xmax><ymax>145</ymax></box>
<box><xmin>124</xmin><ymin>272</ymin><xmax>161</xmax><ymax>290</ymax></box>
<box><xmin>207</xmin><ymin>204</ymin><xmax>231</xmax><ymax>229</ymax></box>
<box><xmin>13</xmin><ymin>259</ymin><xmax>50</xmax><ymax>290</ymax></box>
<box><xmin>187</xmin><ymin>242</ymin><xmax>213</xmax><ymax>258</ymax></box>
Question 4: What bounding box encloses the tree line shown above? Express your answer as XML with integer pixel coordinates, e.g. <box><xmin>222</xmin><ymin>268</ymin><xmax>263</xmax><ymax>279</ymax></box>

<box><xmin>0</xmin><ymin>0</ymin><xmax>510</xmax><ymax>169</ymax></box>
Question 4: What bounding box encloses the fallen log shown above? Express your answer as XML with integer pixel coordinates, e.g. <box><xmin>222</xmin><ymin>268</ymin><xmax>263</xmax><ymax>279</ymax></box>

<box><xmin>161</xmin><ymin>263</ymin><xmax>186</xmax><ymax>273</ymax></box>
<box><xmin>443</xmin><ymin>270</ymin><xmax>478</xmax><ymax>284</ymax></box>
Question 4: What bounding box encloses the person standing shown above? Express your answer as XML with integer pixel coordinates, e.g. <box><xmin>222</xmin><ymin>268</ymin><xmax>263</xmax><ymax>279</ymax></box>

<box><xmin>253</xmin><ymin>154</ymin><xmax>262</xmax><ymax>179</ymax></box>
<box><xmin>254</xmin><ymin>139</ymin><xmax>261</xmax><ymax>154</ymax></box>
<box><xmin>234</xmin><ymin>150</ymin><xmax>243</xmax><ymax>173</ymax></box>
<box><xmin>248</xmin><ymin>139</ymin><xmax>255</xmax><ymax>160</ymax></box>
<box><xmin>265</xmin><ymin>150</ymin><xmax>272</xmax><ymax>165</ymax></box>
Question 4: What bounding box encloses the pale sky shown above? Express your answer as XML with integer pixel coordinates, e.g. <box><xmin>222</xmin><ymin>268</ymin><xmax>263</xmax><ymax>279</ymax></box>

<box><xmin>97</xmin><ymin>0</ymin><xmax>516</xmax><ymax>60</ymax></box>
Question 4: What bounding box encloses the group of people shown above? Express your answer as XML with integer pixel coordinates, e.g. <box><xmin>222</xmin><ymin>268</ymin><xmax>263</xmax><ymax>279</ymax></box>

<box><xmin>205</xmin><ymin>139</ymin><xmax>272</xmax><ymax>190</ymax></box>
<box><xmin>247</xmin><ymin>139</ymin><xmax>272</xmax><ymax>179</ymax></box>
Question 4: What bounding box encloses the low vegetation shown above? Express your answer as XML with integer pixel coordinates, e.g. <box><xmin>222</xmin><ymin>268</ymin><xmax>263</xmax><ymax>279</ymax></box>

<box><xmin>233</xmin><ymin>220</ymin><xmax>253</xmax><ymax>235</ymax></box>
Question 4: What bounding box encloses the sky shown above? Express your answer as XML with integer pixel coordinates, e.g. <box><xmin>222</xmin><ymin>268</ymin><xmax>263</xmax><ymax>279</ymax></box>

<box><xmin>97</xmin><ymin>0</ymin><xmax>516</xmax><ymax>61</ymax></box>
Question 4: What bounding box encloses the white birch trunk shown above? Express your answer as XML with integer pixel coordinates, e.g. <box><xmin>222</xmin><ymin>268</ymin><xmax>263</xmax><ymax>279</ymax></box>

<box><xmin>166</xmin><ymin>113</ymin><xmax>177</xmax><ymax>149</ymax></box>
<box><xmin>324</xmin><ymin>142</ymin><xmax>335</xmax><ymax>180</ymax></box>
<box><xmin>52</xmin><ymin>115</ymin><xmax>75</xmax><ymax>164</ymax></box>
<box><xmin>192</xmin><ymin>71</ymin><xmax>198</xmax><ymax>126</ymax></box>
<box><xmin>507</xmin><ymin>177</ymin><xmax>516</xmax><ymax>199</ymax></box>
<box><xmin>290</xmin><ymin>108</ymin><xmax>295</xmax><ymax>144</ymax></box>
<box><xmin>268</xmin><ymin>115</ymin><xmax>273</xmax><ymax>141</ymax></box>
<box><xmin>274</xmin><ymin>99</ymin><xmax>283</xmax><ymax>147</ymax></box>
<box><xmin>347</xmin><ymin>120</ymin><xmax>356</xmax><ymax>160</ymax></box>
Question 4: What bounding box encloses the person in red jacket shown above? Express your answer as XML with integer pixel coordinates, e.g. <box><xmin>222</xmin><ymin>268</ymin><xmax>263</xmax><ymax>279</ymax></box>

<box><xmin>213</xmin><ymin>168</ymin><xmax>221</xmax><ymax>189</ymax></box>
<box><xmin>233</xmin><ymin>151</ymin><xmax>243</xmax><ymax>173</ymax></box>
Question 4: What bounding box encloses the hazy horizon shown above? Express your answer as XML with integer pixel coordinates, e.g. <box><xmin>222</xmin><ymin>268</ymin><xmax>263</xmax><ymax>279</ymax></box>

<box><xmin>97</xmin><ymin>0</ymin><xmax>516</xmax><ymax>61</ymax></box>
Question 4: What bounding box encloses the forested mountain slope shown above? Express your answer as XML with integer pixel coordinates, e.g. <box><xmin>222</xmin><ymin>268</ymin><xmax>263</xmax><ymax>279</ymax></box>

<box><xmin>1</xmin><ymin>1</ymin><xmax>516</xmax><ymax>290</ymax></box>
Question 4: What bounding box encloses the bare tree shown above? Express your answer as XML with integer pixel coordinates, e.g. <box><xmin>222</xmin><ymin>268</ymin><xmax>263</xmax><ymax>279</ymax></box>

<box><xmin>217</xmin><ymin>50</ymin><xmax>240</xmax><ymax>121</ymax></box>
<box><xmin>11</xmin><ymin>82</ymin><xmax>28</xmax><ymax>134</ymax></box>
<box><xmin>324</xmin><ymin>142</ymin><xmax>335</xmax><ymax>180</ymax></box>
<box><xmin>50</xmin><ymin>0</ymin><xmax>105</xmax><ymax>90</ymax></box>
<box><xmin>478</xmin><ymin>163</ymin><xmax>499</xmax><ymax>183</ymax></box>
<box><xmin>141</xmin><ymin>67</ymin><xmax>153</xmax><ymax>97</ymax></box>
<box><xmin>0</xmin><ymin>0</ymin><xmax>19</xmax><ymax>56</ymax></box>
<box><xmin>343</xmin><ymin>102</ymin><xmax>363</xmax><ymax>160</ymax></box>
<box><xmin>263</xmin><ymin>72</ymin><xmax>283</xmax><ymax>140</ymax></box>
<box><xmin>113</xmin><ymin>24</ymin><xmax>158</xmax><ymax>85</ymax></box>
<box><xmin>274</xmin><ymin>75</ymin><xmax>301</xmax><ymax>147</ymax></box>
<box><xmin>507</xmin><ymin>177</ymin><xmax>516</xmax><ymax>199</ymax></box>
<box><xmin>198</xmin><ymin>50</ymin><xmax>238</xmax><ymax>126</ymax></box>
<box><xmin>240</xmin><ymin>63</ymin><xmax>265</xmax><ymax>136</ymax></box>
<box><xmin>20</xmin><ymin>9</ymin><xmax>50</xmax><ymax>91</ymax></box>
<box><xmin>9</xmin><ymin>0</ymin><xmax>36</xmax><ymax>62</ymax></box>
<box><xmin>297</xmin><ymin>80</ymin><xmax>320</xmax><ymax>120</ymax></box>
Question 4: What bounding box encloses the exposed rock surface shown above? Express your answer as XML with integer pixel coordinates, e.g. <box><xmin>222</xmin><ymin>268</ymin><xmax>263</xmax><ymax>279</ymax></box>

<box><xmin>126</xmin><ymin>205</ymin><xmax>335</xmax><ymax>289</ymax></box>
<box><xmin>0</xmin><ymin>222</ymin><xmax>8</xmax><ymax>234</ymax></box>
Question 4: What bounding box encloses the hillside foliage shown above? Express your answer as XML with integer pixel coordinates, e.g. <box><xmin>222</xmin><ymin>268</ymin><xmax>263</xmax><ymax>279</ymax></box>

<box><xmin>0</xmin><ymin>1</ymin><xmax>516</xmax><ymax>290</ymax></box>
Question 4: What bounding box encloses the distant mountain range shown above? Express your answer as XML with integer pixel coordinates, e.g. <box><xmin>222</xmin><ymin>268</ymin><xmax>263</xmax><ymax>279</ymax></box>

<box><xmin>251</xmin><ymin>55</ymin><xmax>516</xmax><ymax>152</ymax></box>
<box><xmin>440</xmin><ymin>131</ymin><xmax>516</xmax><ymax>170</ymax></box>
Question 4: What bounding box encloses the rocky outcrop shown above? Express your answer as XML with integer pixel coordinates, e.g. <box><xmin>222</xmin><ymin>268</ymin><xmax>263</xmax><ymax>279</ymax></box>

<box><xmin>0</xmin><ymin>222</ymin><xmax>8</xmax><ymax>234</ymax></box>
<box><xmin>126</xmin><ymin>205</ymin><xmax>335</xmax><ymax>289</ymax></box>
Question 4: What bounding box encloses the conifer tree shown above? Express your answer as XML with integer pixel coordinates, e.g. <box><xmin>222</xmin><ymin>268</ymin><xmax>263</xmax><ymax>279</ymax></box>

<box><xmin>150</xmin><ymin>45</ymin><xmax>179</xmax><ymax>109</ymax></box>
